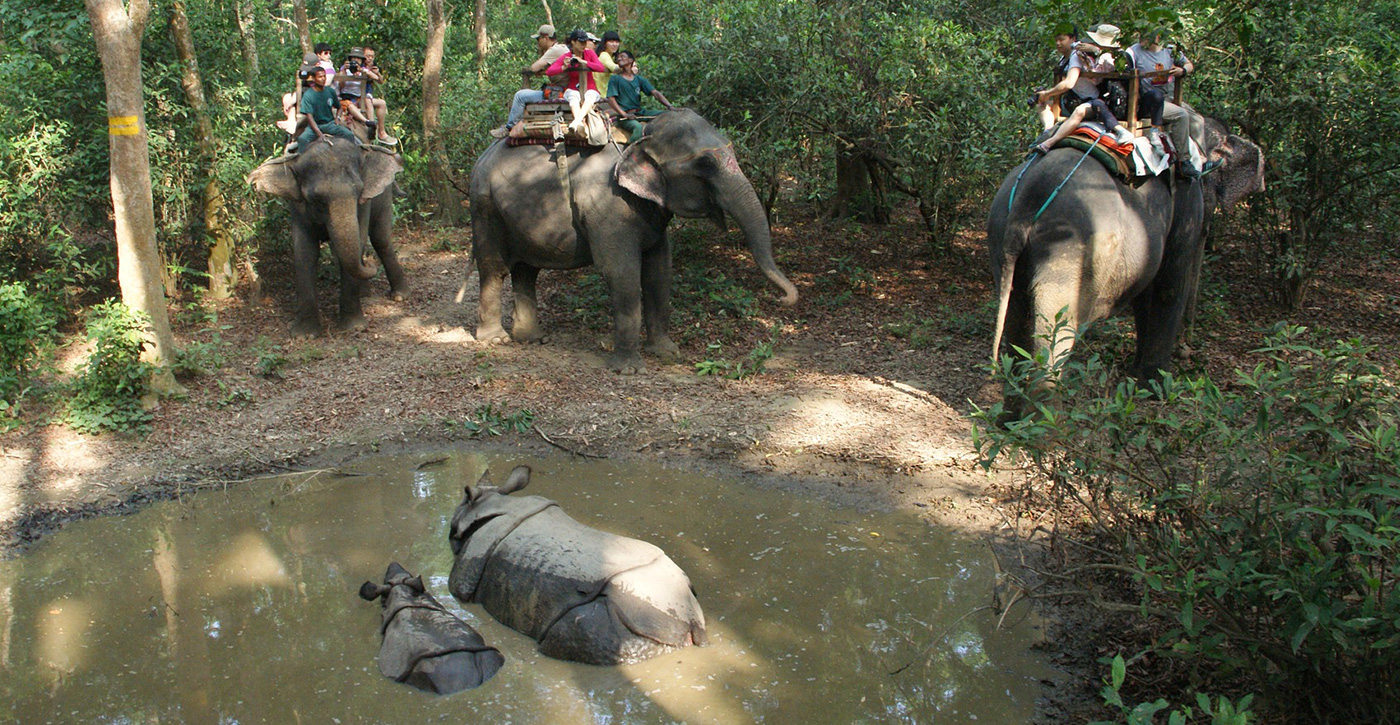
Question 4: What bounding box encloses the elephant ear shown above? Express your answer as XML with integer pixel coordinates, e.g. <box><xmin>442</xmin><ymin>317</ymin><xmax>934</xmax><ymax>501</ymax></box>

<box><xmin>359</xmin><ymin>146</ymin><xmax>404</xmax><ymax>203</ymax></box>
<box><xmin>247</xmin><ymin>156</ymin><xmax>301</xmax><ymax>200</ymax></box>
<box><xmin>615</xmin><ymin>138</ymin><xmax>666</xmax><ymax>206</ymax></box>
<box><xmin>1214</xmin><ymin>134</ymin><xmax>1265</xmax><ymax>211</ymax></box>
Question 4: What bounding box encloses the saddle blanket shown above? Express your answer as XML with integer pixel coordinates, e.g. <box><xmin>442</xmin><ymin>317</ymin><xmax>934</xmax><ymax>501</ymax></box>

<box><xmin>1056</xmin><ymin>122</ymin><xmax>1203</xmax><ymax>179</ymax></box>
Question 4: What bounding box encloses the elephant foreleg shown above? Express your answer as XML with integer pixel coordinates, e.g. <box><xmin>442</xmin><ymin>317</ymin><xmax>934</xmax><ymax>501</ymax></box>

<box><xmin>336</xmin><ymin>267</ymin><xmax>369</xmax><ymax>333</ymax></box>
<box><xmin>640</xmin><ymin>241</ymin><xmax>678</xmax><ymax>362</ymax></box>
<box><xmin>1130</xmin><ymin>271</ymin><xmax>1190</xmax><ymax>387</ymax></box>
<box><xmin>599</xmin><ymin>258</ymin><xmax>645</xmax><ymax>374</ymax></box>
<box><xmin>509</xmin><ymin>264</ymin><xmax>545</xmax><ymax>344</ymax></box>
<box><xmin>291</xmin><ymin>222</ymin><xmax>325</xmax><ymax>338</ymax></box>
<box><xmin>368</xmin><ymin>195</ymin><xmax>408</xmax><ymax>301</ymax></box>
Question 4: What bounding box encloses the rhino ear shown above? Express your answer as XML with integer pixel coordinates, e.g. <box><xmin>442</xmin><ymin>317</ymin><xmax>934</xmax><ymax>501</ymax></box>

<box><xmin>248</xmin><ymin>157</ymin><xmax>301</xmax><ymax>200</ymax></box>
<box><xmin>359</xmin><ymin>581</ymin><xmax>389</xmax><ymax>601</ymax></box>
<box><xmin>499</xmin><ymin>466</ymin><xmax>531</xmax><ymax>495</ymax></box>
<box><xmin>616</xmin><ymin>138</ymin><xmax>666</xmax><ymax>206</ymax></box>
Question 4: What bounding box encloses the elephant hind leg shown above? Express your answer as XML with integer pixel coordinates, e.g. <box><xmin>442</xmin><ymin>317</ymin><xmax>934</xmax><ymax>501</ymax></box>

<box><xmin>510</xmin><ymin>264</ymin><xmax>546</xmax><ymax>344</ymax></box>
<box><xmin>472</xmin><ymin>212</ymin><xmax>511</xmax><ymax>345</ymax></box>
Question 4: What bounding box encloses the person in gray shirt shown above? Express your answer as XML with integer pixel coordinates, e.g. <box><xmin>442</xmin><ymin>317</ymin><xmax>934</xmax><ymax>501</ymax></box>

<box><xmin>1127</xmin><ymin>28</ymin><xmax>1213</xmax><ymax>177</ymax></box>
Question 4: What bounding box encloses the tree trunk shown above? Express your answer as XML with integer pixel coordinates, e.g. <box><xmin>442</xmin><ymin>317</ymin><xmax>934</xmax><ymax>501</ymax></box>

<box><xmin>234</xmin><ymin>0</ymin><xmax>260</xmax><ymax>89</ymax></box>
<box><xmin>473</xmin><ymin>0</ymin><xmax>487</xmax><ymax>60</ymax></box>
<box><xmin>292</xmin><ymin>0</ymin><xmax>312</xmax><ymax>54</ymax></box>
<box><xmin>170</xmin><ymin>0</ymin><xmax>238</xmax><ymax>299</ymax></box>
<box><xmin>828</xmin><ymin>148</ymin><xmax>889</xmax><ymax>224</ymax></box>
<box><xmin>423</xmin><ymin>0</ymin><xmax>465</xmax><ymax>224</ymax></box>
<box><xmin>84</xmin><ymin>0</ymin><xmax>182</xmax><ymax>396</ymax></box>
<box><xmin>540</xmin><ymin>0</ymin><xmax>553</xmax><ymax>28</ymax></box>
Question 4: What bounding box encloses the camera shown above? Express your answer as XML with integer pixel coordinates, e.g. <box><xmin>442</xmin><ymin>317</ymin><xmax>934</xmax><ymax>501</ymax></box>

<box><xmin>347</xmin><ymin>61</ymin><xmax>361</xmax><ymax>74</ymax></box>
<box><xmin>1027</xmin><ymin>88</ymin><xmax>1046</xmax><ymax>108</ymax></box>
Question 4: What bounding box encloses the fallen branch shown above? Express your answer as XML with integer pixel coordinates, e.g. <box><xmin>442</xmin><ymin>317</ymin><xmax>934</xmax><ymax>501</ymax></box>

<box><xmin>535</xmin><ymin>426</ymin><xmax>606</xmax><ymax>459</ymax></box>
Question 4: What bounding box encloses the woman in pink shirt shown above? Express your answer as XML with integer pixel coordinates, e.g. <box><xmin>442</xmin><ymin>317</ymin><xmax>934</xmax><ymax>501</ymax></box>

<box><xmin>546</xmin><ymin>29</ymin><xmax>609</xmax><ymax>132</ymax></box>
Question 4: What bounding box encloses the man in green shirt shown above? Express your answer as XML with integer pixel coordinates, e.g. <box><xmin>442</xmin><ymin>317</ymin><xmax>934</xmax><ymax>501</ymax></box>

<box><xmin>297</xmin><ymin>66</ymin><xmax>357</xmax><ymax>153</ymax></box>
<box><xmin>605</xmin><ymin>50</ymin><xmax>673</xmax><ymax>143</ymax></box>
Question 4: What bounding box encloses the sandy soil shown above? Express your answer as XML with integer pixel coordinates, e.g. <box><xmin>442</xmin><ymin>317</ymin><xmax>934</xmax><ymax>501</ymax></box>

<box><xmin>2</xmin><ymin>202</ymin><xmax>1396</xmax><ymax>719</ymax></box>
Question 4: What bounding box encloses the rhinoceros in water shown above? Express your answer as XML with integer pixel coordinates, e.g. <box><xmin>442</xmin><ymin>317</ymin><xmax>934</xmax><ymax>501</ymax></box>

<box><xmin>447</xmin><ymin>466</ymin><xmax>708</xmax><ymax>665</ymax></box>
<box><xmin>359</xmin><ymin>562</ymin><xmax>505</xmax><ymax>694</ymax></box>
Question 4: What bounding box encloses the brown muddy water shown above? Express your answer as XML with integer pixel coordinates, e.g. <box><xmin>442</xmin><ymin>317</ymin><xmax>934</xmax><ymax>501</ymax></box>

<box><xmin>0</xmin><ymin>452</ymin><xmax>1055</xmax><ymax>723</ymax></box>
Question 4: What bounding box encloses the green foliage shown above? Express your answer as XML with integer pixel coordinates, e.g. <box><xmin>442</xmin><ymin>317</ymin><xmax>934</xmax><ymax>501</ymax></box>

<box><xmin>446</xmin><ymin>403</ymin><xmax>535</xmax><ymax>437</ymax></box>
<box><xmin>1093</xmin><ymin>654</ymin><xmax>1255</xmax><ymax>725</ymax></box>
<box><xmin>252</xmin><ymin>338</ymin><xmax>289</xmax><ymax>378</ymax></box>
<box><xmin>973</xmin><ymin>324</ymin><xmax>1400</xmax><ymax>718</ymax></box>
<box><xmin>64</xmin><ymin>300</ymin><xmax>154</xmax><ymax>435</ymax></box>
<box><xmin>0</xmin><ymin>282</ymin><xmax>56</xmax><ymax>400</ymax></box>
<box><xmin>694</xmin><ymin>326</ymin><xmax>781</xmax><ymax>380</ymax></box>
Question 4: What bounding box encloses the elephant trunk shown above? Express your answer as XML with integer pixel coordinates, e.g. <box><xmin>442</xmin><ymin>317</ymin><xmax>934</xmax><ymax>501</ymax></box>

<box><xmin>328</xmin><ymin>198</ymin><xmax>377</xmax><ymax>280</ymax></box>
<box><xmin>717</xmin><ymin>174</ymin><xmax>798</xmax><ymax>306</ymax></box>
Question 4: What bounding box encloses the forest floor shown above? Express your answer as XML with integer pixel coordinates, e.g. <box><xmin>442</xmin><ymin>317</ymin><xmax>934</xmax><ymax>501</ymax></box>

<box><xmin>2</xmin><ymin>202</ymin><xmax>1397</xmax><ymax>719</ymax></box>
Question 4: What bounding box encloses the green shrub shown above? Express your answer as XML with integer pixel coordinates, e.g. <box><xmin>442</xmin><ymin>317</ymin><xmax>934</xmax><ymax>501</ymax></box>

<box><xmin>64</xmin><ymin>300</ymin><xmax>154</xmax><ymax>435</ymax></box>
<box><xmin>0</xmin><ymin>281</ymin><xmax>54</xmax><ymax>399</ymax></box>
<box><xmin>973</xmin><ymin>324</ymin><xmax>1400</xmax><ymax>719</ymax></box>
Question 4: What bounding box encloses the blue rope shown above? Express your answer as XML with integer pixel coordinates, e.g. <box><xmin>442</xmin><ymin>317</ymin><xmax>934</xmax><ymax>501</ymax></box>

<box><xmin>1007</xmin><ymin>151</ymin><xmax>1039</xmax><ymax>212</ymax></box>
<box><xmin>1032</xmin><ymin>134</ymin><xmax>1102</xmax><ymax>222</ymax></box>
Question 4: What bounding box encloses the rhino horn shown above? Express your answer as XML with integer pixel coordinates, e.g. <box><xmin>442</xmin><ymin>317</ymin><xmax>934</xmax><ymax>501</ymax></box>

<box><xmin>359</xmin><ymin>581</ymin><xmax>390</xmax><ymax>601</ymax></box>
<box><xmin>499</xmin><ymin>465</ymin><xmax>531</xmax><ymax>495</ymax></box>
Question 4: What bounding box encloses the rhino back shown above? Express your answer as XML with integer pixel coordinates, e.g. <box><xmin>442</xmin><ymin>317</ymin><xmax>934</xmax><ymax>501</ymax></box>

<box><xmin>475</xmin><ymin>506</ymin><xmax>666</xmax><ymax>640</ymax></box>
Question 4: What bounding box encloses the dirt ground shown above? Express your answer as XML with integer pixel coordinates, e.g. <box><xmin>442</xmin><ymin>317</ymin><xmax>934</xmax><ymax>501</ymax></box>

<box><xmin>2</xmin><ymin>201</ymin><xmax>1396</xmax><ymax>719</ymax></box>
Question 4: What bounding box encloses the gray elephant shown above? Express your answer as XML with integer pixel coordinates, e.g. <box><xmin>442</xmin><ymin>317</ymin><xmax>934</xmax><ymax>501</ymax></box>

<box><xmin>359</xmin><ymin>561</ymin><xmax>505</xmax><ymax>694</ymax></box>
<box><xmin>467</xmin><ymin>109</ymin><xmax>798</xmax><ymax>373</ymax></box>
<box><xmin>447</xmin><ymin>466</ymin><xmax>707</xmax><ymax>665</ymax></box>
<box><xmin>248</xmin><ymin>141</ymin><xmax>408</xmax><ymax>338</ymax></box>
<box><xmin>986</xmin><ymin>119</ymin><xmax>1263</xmax><ymax>403</ymax></box>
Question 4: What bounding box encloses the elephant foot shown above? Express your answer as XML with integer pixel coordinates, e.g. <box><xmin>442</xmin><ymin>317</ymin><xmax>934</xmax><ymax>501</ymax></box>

<box><xmin>290</xmin><ymin>319</ymin><xmax>325</xmax><ymax>339</ymax></box>
<box><xmin>476</xmin><ymin>324</ymin><xmax>510</xmax><ymax>345</ymax></box>
<box><xmin>388</xmin><ymin>286</ymin><xmax>410</xmax><ymax>303</ymax></box>
<box><xmin>607</xmin><ymin>351</ymin><xmax>646</xmax><ymax>375</ymax></box>
<box><xmin>511</xmin><ymin>326</ymin><xmax>548</xmax><ymax>345</ymax></box>
<box><xmin>644</xmin><ymin>337</ymin><xmax>680</xmax><ymax>363</ymax></box>
<box><xmin>334</xmin><ymin>315</ymin><xmax>370</xmax><ymax>334</ymax></box>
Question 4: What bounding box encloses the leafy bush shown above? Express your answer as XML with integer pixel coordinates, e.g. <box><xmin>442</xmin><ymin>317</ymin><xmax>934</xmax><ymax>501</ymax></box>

<box><xmin>0</xmin><ymin>281</ymin><xmax>54</xmax><ymax>400</ymax></box>
<box><xmin>64</xmin><ymin>300</ymin><xmax>154</xmax><ymax>435</ymax></box>
<box><xmin>973</xmin><ymin>324</ymin><xmax>1400</xmax><ymax>719</ymax></box>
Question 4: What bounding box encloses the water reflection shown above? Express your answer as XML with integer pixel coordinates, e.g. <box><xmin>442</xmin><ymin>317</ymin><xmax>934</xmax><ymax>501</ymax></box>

<box><xmin>0</xmin><ymin>452</ymin><xmax>1053</xmax><ymax>723</ymax></box>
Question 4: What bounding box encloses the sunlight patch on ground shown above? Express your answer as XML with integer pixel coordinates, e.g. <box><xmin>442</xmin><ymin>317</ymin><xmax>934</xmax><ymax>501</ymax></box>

<box><xmin>205</xmin><ymin>531</ymin><xmax>291</xmax><ymax>595</ymax></box>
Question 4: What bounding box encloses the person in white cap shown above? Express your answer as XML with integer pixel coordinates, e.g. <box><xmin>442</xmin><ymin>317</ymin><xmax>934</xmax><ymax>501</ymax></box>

<box><xmin>489</xmin><ymin>24</ymin><xmax>570</xmax><ymax>139</ymax></box>
<box><xmin>1032</xmin><ymin>25</ymin><xmax>1134</xmax><ymax>154</ymax></box>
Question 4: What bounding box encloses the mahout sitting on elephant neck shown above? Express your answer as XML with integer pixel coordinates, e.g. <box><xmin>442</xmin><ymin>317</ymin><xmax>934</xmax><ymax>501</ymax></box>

<box><xmin>359</xmin><ymin>562</ymin><xmax>505</xmax><ymax>694</ymax></box>
<box><xmin>247</xmin><ymin>142</ymin><xmax>409</xmax><ymax>338</ymax></box>
<box><xmin>447</xmin><ymin>465</ymin><xmax>708</xmax><ymax>665</ymax></box>
<box><xmin>467</xmin><ymin>108</ymin><xmax>797</xmax><ymax>374</ymax></box>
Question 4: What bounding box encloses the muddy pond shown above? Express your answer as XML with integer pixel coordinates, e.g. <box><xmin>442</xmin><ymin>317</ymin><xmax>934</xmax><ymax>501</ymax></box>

<box><xmin>0</xmin><ymin>452</ymin><xmax>1054</xmax><ymax>723</ymax></box>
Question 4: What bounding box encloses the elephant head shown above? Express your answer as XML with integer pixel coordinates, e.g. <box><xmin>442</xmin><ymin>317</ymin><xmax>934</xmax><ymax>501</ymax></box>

<box><xmin>615</xmin><ymin>110</ymin><xmax>798</xmax><ymax>306</ymax></box>
<box><xmin>1201</xmin><ymin>119</ymin><xmax>1266</xmax><ymax>213</ymax></box>
<box><xmin>248</xmin><ymin>143</ymin><xmax>403</xmax><ymax>280</ymax></box>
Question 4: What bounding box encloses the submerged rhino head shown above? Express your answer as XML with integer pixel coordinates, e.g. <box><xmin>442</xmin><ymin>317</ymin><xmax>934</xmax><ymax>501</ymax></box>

<box><xmin>449</xmin><ymin>465</ymin><xmax>535</xmax><ymax>557</ymax></box>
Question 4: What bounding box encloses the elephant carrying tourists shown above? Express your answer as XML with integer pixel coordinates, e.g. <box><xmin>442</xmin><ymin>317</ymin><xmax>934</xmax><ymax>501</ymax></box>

<box><xmin>466</xmin><ymin>109</ymin><xmax>797</xmax><ymax>374</ymax></box>
<box><xmin>986</xmin><ymin>113</ymin><xmax>1264</xmax><ymax>416</ymax></box>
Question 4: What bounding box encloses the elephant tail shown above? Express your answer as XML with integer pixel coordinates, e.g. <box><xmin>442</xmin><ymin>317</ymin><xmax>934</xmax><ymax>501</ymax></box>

<box><xmin>990</xmin><ymin>220</ymin><xmax>1029</xmax><ymax>364</ymax></box>
<box><xmin>990</xmin><ymin>255</ymin><xmax>1016</xmax><ymax>365</ymax></box>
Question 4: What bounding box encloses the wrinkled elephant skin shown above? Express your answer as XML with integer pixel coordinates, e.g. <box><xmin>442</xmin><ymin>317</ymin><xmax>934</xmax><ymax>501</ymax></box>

<box><xmin>447</xmin><ymin>466</ymin><xmax>708</xmax><ymax>665</ymax></box>
<box><xmin>359</xmin><ymin>561</ymin><xmax>505</xmax><ymax>694</ymax></box>
<box><xmin>248</xmin><ymin>141</ymin><xmax>409</xmax><ymax>338</ymax></box>
<box><xmin>467</xmin><ymin>109</ymin><xmax>797</xmax><ymax>373</ymax></box>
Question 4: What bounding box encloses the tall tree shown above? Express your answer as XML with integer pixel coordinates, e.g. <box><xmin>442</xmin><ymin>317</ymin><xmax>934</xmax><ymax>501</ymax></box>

<box><xmin>474</xmin><ymin>0</ymin><xmax>487</xmax><ymax>60</ymax></box>
<box><xmin>423</xmin><ymin>0</ymin><xmax>464</xmax><ymax>223</ymax></box>
<box><xmin>234</xmin><ymin>0</ymin><xmax>260</xmax><ymax>89</ymax></box>
<box><xmin>169</xmin><ymin>0</ymin><xmax>238</xmax><ymax>299</ymax></box>
<box><xmin>292</xmin><ymin>0</ymin><xmax>312</xmax><ymax>54</ymax></box>
<box><xmin>84</xmin><ymin>0</ymin><xmax>181</xmax><ymax>395</ymax></box>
